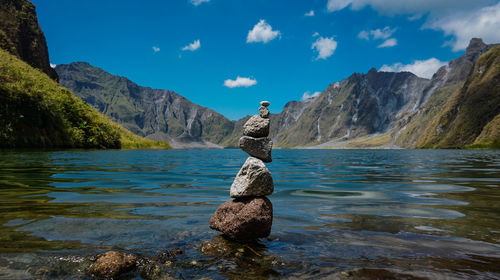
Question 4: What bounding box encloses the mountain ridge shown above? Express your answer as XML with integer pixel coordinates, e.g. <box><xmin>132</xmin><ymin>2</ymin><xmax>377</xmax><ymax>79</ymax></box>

<box><xmin>56</xmin><ymin>38</ymin><xmax>500</xmax><ymax>149</ymax></box>
<box><xmin>56</xmin><ymin>62</ymin><xmax>234</xmax><ymax>149</ymax></box>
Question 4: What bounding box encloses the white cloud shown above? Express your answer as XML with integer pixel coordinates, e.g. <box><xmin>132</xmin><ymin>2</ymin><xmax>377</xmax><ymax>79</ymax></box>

<box><xmin>181</xmin><ymin>39</ymin><xmax>201</xmax><ymax>51</ymax></box>
<box><xmin>305</xmin><ymin>10</ymin><xmax>315</xmax><ymax>16</ymax></box>
<box><xmin>428</xmin><ymin>2</ymin><xmax>500</xmax><ymax>51</ymax></box>
<box><xmin>190</xmin><ymin>0</ymin><xmax>210</xmax><ymax>6</ymax></box>
<box><xmin>359</xmin><ymin>27</ymin><xmax>397</xmax><ymax>47</ymax></box>
<box><xmin>50</xmin><ymin>63</ymin><xmax>56</xmax><ymax>68</ymax></box>
<box><xmin>326</xmin><ymin>0</ymin><xmax>495</xmax><ymax>15</ymax></box>
<box><xmin>379</xmin><ymin>57</ymin><xmax>447</xmax><ymax>79</ymax></box>
<box><xmin>224</xmin><ymin>76</ymin><xmax>257</xmax><ymax>88</ymax></box>
<box><xmin>152</xmin><ymin>46</ymin><xmax>160</xmax><ymax>52</ymax></box>
<box><xmin>327</xmin><ymin>0</ymin><xmax>354</xmax><ymax>12</ymax></box>
<box><xmin>312</xmin><ymin>36</ymin><xmax>338</xmax><ymax>60</ymax></box>
<box><xmin>326</xmin><ymin>0</ymin><xmax>500</xmax><ymax>51</ymax></box>
<box><xmin>247</xmin><ymin>20</ymin><xmax>280</xmax><ymax>43</ymax></box>
<box><xmin>371</xmin><ymin>26</ymin><xmax>396</xmax><ymax>39</ymax></box>
<box><xmin>312</xmin><ymin>32</ymin><xmax>320</xmax><ymax>37</ymax></box>
<box><xmin>358</xmin><ymin>26</ymin><xmax>396</xmax><ymax>40</ymax></box>
<box><xmin>358</xmin><ymin>30</ymin><xmax>369</xmax><ymax>40</ymax></box>
<box><xmin>378</xmin><ymin>38</ymin><xmax>397</xmax><ymax>48</ymax></box>
<box><xmin>301</xmin><ymin>91</ymin><xmax>321</xmax><ymax>100</ymax></box>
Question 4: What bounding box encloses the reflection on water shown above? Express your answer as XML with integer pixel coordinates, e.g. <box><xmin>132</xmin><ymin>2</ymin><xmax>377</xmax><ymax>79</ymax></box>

<box><xmin>0</xmin><ymin>149</ymin><xmax>499</xmax><ymax>279</ymax></box>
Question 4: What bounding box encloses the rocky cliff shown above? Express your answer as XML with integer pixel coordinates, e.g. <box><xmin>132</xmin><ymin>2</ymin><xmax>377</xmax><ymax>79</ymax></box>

<box><xmin>415</xmin><ymin>45</ymin><xmax>500</xmax><ymax>148</ymax></box>
<box><xmin>55</xmin><ymin>62</ymin><xmax>234</xmax><ymax>148</ymax></box>
<box><xmin>394</xmin><ymin>38</ymin><xmax>498</xmax><ymax>148</ymax></box>
<box><xmin>0</xmin><ymin>0</ymin><xmax>58</xmax><ymax>81</ymax></box>
<box><xmin>269</xmin><ymin>69</ymin><xmax>429</xmax><ymax>148</ymax></box>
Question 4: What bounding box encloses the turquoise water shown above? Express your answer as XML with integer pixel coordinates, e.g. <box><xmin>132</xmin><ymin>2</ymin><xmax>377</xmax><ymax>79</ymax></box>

<box><xmin>0</xmin><ymin>149</ymin><xmax>499</xmax><ymax>279</ymax></box>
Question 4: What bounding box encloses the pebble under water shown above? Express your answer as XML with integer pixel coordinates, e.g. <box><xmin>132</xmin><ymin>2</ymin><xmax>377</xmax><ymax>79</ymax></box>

<box><xmin>0</xmin><ymin>149</ymin><xmax>499</xmax><ymax>279</ymax></box>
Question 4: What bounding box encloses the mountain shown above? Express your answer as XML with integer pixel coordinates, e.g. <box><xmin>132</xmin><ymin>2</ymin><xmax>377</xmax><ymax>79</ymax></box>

<box><xmin>0</xmin><ymin>0</ymin><xmax>58</xmax><ymax>81</ymax></box>
<box><xmin>54</xmin><ymin>39</ymin><xmax>499</xmax><ymax>150</ymax></box>
<box><xmin>258</xmin><ymin>38</ymin><xmax>499</xmax><ymax>149</ymax></box>
<box><xmin>0</xmin><ymin>48</ymin><xmax>170</xmax><ymax>149</ymax></box>
<box><xmin>267</xmin><ymin>69</ymin><xmax>429</xmax><ymax>148</ymax></box>
<box><xmin>55</xmin><ymin>62</ymin><xmax>234</xmax><ymax>148</ymax></box>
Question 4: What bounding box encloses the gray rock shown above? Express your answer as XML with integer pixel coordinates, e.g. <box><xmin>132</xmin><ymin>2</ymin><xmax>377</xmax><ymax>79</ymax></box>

<box><xmin>260</xmin><ymin>101</ymin><xmax>270</xmax><ymax>107</ymax></box>
<box><xmin>239</xmin><ymin>136</ymin><xmax>272</xmax><ymax>162</ymax></box>
<box><xmin>230</xmin><ymin>157</ymin><xmax>273</xmax><ymax>198</ymax></box>
<box><xmin>259</xmin><ymin>106</ymin><xmax>270</xmax><ymax>118</ymax></box>
<box><xmin>243</xmin><ymin>115</ymin><xmax>270</xmax><ymax>137</ymax></box>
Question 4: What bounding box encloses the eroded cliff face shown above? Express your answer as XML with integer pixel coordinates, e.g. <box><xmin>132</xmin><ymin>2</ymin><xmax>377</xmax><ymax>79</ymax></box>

<box><xmin>56</xmin><ymin>62</ymin><xmax>233</xmax><ymax>148</ymax></box>
<box><xmin>0</xmin><ymin>0</ymin><xmax>58</xmax><ymax>81</ymax></box>
<box><xmin>270</xmin><ymin>69</ymin><xmax>429</xmax><ymax>148</ymax></box>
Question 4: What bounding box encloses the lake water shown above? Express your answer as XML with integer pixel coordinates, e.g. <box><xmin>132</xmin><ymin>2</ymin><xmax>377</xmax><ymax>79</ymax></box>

<box><xmin>0</xmin><ymin>149</ymin><xmax>499</xmax><ymax>279</ymax></box>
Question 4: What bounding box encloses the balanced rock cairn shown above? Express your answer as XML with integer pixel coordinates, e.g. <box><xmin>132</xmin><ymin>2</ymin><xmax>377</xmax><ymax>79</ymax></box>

<box><xmin>209</xmin><ymin>101</ymin><xmax>274</xmax><ymax>241</ymax></box>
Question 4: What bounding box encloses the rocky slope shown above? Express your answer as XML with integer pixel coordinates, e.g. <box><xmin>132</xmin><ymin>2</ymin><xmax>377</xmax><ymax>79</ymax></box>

<box><xmin>0</xmin><ymin>0</ymin><xmax>58</xmax><ymax>81</ymax></box>
<box><xmin>269</xmin><ymin>69</ymin><xmax>429</xmax><ymax>148</ymax></box>
<box><xmin>415</xmin><ymin>45</ymin><xmax>500</xmax><ymax>148</ymax></box>
<box><xmin>394</xmin><ymin>38</ymin><xmax>497</xmax><ymax>148</ymax></box>
<box><xmin>55</xmin><ymin>62</ymin><xmax>234</xmax><ymax>148</ymax></box>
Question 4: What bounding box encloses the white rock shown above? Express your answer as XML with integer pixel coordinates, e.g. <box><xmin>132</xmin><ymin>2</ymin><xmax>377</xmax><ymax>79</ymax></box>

<box><xmin>230</xmin><ymin>157</ymin><xmax>274</xmax><ymax>198</ymax></box>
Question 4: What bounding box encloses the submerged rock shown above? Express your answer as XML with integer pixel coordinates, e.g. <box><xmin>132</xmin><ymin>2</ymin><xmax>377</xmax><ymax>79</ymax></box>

<box><xmin>243</xmin><ymin>115</ymin><xmax>270</xmax><ymax>137</ymax></box>
<box><xmin>153</xmin><ymin>248</ymin><xmax>183</xmax><ymax>264</ymax></box>
<box><xmin>230</xmin><ymin>157</ymin><xmax>273</xmax><ymax>198</ymax></box>
<box><xmin>87</xmin><ymin>251</ymin><xmax>136</xmax><ymax>278</ymax></box>
<box><xmin>239</xmin><ymin>136</ymin><xmax>273</xmax><ymax>162</ymax></box>
<box><xmin>209</xmin><ymin>197</ymin><xmax>273</xmax><ymax>240</ymax></box>
<box><xmin>200</xmin><ymin>235</ymin><xmax>234</xmax><ymax>257</ymax></box>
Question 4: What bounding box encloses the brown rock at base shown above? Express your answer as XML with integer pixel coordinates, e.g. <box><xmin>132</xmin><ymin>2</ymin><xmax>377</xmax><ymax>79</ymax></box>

<box><xmin>209</xmin><ymin>197</ymin><xmax>273</xmax><ymax>241</ymax></box>
<box><xmin>243</xmin><ymin>115</ymin><xmax>270</xmax><ymax>137</ymax></box>
<box><xmin>87</xmin><ymin>251</ymin><xmax>137</xmax><ymax>278</ymax></box>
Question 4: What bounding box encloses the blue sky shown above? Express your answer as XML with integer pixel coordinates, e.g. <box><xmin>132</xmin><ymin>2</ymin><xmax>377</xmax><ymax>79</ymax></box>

<box><xmin>32</xmin><ymin>0</ymin><xmax>500</xmax><ymax>120</ymax></box>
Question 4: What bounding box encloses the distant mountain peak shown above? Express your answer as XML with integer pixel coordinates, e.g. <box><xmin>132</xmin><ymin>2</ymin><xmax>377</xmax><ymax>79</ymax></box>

<box><xmin>368</xmin><ymin>67</ymin><xmax>378</xmax><ymax>74</ymax></box>
<box><xmin>466</xmin><ymin>38</ymin><xmax>487</xmax><ymax>54</ymax></box>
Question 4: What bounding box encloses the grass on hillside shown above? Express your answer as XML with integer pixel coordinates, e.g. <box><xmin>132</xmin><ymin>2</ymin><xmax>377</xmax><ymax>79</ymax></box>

<box><xmin>0</xmin><ymin>48</ymin><xmax>170</xmax><ymax>149</ymax></box>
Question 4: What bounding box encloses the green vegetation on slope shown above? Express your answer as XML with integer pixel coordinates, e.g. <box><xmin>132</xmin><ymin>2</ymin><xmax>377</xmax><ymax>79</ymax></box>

<box><xmin>469</xmin><ymin>113</ymin><xmax>500</xmax><ymax>149</ymax></box>
<box><xmin>0</xmin><ymin>49</ymin><xmax>170</xmax><ymax>149</ymax></box>
<box><xmin>416</xmin><ymin>46</ymin><xmax>500</xmax><ymax>149</ymax></box>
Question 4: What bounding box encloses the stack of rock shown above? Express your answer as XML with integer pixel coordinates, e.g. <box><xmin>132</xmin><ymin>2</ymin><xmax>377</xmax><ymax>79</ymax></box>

<box><xmin>209</xmin><ymin>101</ymin><xmax>274</xmax><ymax>241</ymax></box>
